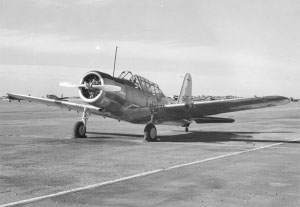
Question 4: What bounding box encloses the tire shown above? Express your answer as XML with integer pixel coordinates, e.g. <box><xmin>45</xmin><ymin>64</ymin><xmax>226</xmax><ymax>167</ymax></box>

<box><xmin>73</xmin><ymin>121</ymin><xmax>87</xmax><ymax>139</ymax></box>
<box><xmin>144</xmin><ymin>123</ymin><xmax>157</xmax><ymax>142</ymax></box>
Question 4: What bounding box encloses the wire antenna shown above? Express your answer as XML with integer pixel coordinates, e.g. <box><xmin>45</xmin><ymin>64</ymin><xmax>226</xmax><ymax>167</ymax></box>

<box><xmin>113</xmin><ymin>46</ymin><xmax>118</xmax><ymax>77</ymax></box>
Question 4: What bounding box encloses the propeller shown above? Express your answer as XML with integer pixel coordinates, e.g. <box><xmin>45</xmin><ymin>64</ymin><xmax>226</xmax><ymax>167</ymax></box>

<box><xmin>59</xmin><ymin>82</ymin><xmax>121</xmax><ymax>92</ymax></box>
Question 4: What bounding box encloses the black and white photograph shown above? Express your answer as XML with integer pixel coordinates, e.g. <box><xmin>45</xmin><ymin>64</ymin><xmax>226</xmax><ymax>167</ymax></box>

<box><xmin>0</xmin><ymin>0</ymin><xmax>299</xmax><ymax>206</ymax></box>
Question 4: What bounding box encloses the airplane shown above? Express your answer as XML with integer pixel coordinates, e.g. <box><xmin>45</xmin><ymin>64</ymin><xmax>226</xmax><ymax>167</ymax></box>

<box><xmin>2</xmin><ymin>94</ymin><xmax>22</xmax><ymax>102</ymax></box>
<box><xmin>6</xmin><ymin>70</ymin><xmax>290</xmax><ymax>141</ymax></box>
<box><xmin>46</xmin><ymin>94</ymin><xmax>69</xmax><ymax>101</ymax></box>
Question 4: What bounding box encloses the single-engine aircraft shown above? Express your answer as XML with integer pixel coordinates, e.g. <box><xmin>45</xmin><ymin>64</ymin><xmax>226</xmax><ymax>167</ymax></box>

<box><xmin>2</xmin><ymin>95</ymin><xmax>22</xmax><ymax>102</ymax></box>
<box><xmin>46</xmin><ymin>94</ymin><xmax>69</xmax><ymax>101</ymax></box>
<box><xmin>6</xmin><ymin>70</ymin><xmax>290</xmax><ymax>141</ymax></box>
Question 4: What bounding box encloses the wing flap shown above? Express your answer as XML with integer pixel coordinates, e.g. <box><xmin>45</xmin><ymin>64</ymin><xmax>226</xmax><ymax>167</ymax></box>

<box><xmin>193</xmin><ymin>117</ymin><xmax>235</xmax><ymax>123</ymax></box>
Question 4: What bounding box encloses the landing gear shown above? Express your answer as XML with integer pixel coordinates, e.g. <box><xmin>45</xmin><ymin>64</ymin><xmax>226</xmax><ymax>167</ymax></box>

<box><xmin>184</xmin><ymin>123</ymin><xmax>190</xmax><ymax>132</ymax></box>
<box><xmin>73</xmin><ymin>108</ymin><xmax>89</xmax><ymax>139</ymax></box>
<box><xmin>144</xmin><ymin>123</ymin><xmax>157</xmax><ymax>142</ymax></box>
<box><xmin>73</xmin><ymin>121</ymin><xmax>86</xmax><ymax>138</ymax></box>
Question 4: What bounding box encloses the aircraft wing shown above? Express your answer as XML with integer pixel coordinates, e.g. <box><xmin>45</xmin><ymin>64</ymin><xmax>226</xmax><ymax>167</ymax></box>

<box><xmin>153</xmin><ymin>96</ymin><xmax>290</xmax><ymax>125</ymax></box>
<box><xmin>5</xmin><ymin>93</ymin><xmax>110</xmax><ymax>117</ymax></box>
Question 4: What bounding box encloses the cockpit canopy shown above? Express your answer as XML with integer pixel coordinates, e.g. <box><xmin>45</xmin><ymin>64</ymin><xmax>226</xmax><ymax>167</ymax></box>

<box><xmin>118</xmin><ymin>71</ymin><xmax>165</xmax><ymax>98</ymax></box>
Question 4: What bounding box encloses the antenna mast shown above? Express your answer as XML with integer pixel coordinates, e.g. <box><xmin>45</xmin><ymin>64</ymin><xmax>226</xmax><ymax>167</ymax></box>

<box><xmin>113</xmin><ymin>46</ymin><xmax>118</xmax><ymax>77</ymax></box>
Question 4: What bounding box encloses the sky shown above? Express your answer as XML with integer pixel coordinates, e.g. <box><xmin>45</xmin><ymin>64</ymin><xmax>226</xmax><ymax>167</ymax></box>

<box><xmin>0</xmin><ymin>0</ymin><xmax>299</xmax><ymax>98</ymax></box>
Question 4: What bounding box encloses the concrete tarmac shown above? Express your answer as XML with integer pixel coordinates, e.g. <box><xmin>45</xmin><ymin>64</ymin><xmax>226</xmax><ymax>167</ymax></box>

<box><xmin>0</xmin><ymin>101</ymin><xmax>299</xmax><ymax>206</ymax></box>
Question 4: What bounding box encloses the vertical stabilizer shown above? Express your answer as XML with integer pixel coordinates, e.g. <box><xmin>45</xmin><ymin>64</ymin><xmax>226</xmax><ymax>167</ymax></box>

<box><xmin>177</xmin><ymin>73</ymin><xmax>192</xmax><ymax>104</ymax></box>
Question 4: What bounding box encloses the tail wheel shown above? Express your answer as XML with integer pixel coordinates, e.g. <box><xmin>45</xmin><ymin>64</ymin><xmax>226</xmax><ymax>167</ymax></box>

<box><xmin>144</xmin><ymin>123</ymin><xmax>157</xmax><ymax>142</ymax></box>
<box><xmin>73</xmin><ymin>121</ymin><xmax>87</xmax><ymax>139</ymax></box>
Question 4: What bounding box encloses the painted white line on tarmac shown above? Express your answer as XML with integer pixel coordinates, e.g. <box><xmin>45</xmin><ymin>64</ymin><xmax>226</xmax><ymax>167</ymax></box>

<box><xmin>1</xmin><ymin>138</ymin><xmax>299</xmax><ymax>207</ymax></box>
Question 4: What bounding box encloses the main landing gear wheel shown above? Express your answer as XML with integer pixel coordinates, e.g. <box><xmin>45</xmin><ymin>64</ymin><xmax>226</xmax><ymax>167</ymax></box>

<box><xmin>73</xmin><ymin>121</ymin><xmax>87</xmax><ymax>139</ymax></box>
<box><xmin>73</xmin><ymin>108</ymin><xmax>89</xmax><ymax>139</ymax></box>
<box><xmin>144</xmin><ymin>123</ymin><xmax>157</xmax><ymax>142</ymax></box>
<box><xmin>185</xmin><ymin>127</ymin><xmax>189</xmax><ymax>132</ymax></box>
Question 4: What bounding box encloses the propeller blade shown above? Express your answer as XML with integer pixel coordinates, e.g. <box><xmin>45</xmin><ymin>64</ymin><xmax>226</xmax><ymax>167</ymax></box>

<box><xmin>91</xmin><ymin>85</ymin><xmax>121</xmax><ymax>92</ymax></box>
<box><xmin>59</xmin><ymin>82</ymin><xmax>121</xmax><ymax>92</ymax></box>
<box><xmin>59</xmin><ymin>82</ymin><xmax>85</xmax><ymax>88</ymax></box>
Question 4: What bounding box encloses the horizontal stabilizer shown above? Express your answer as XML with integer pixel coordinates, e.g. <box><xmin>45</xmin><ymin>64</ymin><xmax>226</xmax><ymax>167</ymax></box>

<box><xmin>193</xmin><ymin>117</ymin><xmax>235</xmax><ymax>124</ymax></box>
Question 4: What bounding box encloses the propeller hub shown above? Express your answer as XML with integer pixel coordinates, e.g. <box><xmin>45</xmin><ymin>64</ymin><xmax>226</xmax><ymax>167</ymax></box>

<box><xmin>80</xmin><ymin>72</ymin><xmax>103</xmax><ymax>100</ymax></box>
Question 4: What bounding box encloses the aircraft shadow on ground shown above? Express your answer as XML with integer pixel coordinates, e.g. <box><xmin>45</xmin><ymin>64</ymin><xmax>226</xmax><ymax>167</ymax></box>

<box><xmin>87</xmin><ymin>132</ymin><xmax>143</xmax><ymax>138</ymax></box>
<box><xmin>86</xmin><ymin>131</ymin><xmax>298</xmax><ymax>144</ymax></box>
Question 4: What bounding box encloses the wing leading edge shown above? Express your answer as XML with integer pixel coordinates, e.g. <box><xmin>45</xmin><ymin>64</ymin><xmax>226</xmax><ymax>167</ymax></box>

<box><xmin>5</xmin><ymin>93</ymin><xmax>290</xmax><ymax>127</ymax></box>
<box><xmin>6</xmin><ymin>93</ymin><xmax>110</xmax><ymax>117</ymax></box>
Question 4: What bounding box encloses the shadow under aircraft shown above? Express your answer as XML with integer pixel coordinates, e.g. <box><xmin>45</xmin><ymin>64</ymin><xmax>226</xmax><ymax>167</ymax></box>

<box><xmin>86</xmin><ymin>131</ymin><xmax>296</xmax><ymax>144</ymax></box>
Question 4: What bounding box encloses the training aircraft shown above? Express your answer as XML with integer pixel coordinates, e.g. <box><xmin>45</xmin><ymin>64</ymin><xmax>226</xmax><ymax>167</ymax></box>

<box><xmin>6</xmin><ymin>70</ymin><xmax>290</xmax><ymax>141</ymax></box>
<box><xmin>46</xmin><ymin>94</ymin><xmax>69</xmax><ymax>101</ymax></box>
<box><xmin>2</xmin><ymin>95</ymin><xmax>22</xmax><ymax>102</ymax></box>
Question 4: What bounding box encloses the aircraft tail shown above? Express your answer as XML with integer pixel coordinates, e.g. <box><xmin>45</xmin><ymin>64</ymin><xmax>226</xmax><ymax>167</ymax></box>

<box><xmin>177</xmin><ymin>73</ymin><xmax>192</xmax><ymax>104</ymax></box>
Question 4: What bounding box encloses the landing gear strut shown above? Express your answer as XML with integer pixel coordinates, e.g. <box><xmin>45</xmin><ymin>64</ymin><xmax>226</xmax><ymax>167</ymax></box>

<box><xmin>73</xmin><ymin>108</ymin><xmax>89</xmax><ymax>139</ymax></box>
<box><xmin>184</xmin><ymin>123</ymin><xmax>190</xmax><ymax>132</ymax></box>
<box><xmin>185</xmin><ymin>127</ymin><xmax>189</xmax><ymax>132</ymax></box>
<box><xmin>144</xmin><ymin>123</ymin><xmax>157</xmax><ymax>142</ymax></box>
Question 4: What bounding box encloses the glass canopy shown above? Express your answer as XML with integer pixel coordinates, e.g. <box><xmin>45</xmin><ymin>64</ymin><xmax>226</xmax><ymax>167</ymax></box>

<box><xmin>118</xmin><ymin>71</ymin><xmax>165</xmax><ymax>98</ymax></box>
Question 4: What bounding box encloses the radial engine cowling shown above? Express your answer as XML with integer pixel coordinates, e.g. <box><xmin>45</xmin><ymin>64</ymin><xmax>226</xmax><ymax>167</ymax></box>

<box><xmin>78</xmin><ymin>71</ymin><xmax>126</xmax><ymax>112</ymax></box>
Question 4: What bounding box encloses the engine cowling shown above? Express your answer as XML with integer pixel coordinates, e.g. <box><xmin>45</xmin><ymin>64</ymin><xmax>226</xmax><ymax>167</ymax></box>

<box><xmin>78</xmin><ymin>71</ymin><xmax>127</xmax><ymax>112</ymax></box>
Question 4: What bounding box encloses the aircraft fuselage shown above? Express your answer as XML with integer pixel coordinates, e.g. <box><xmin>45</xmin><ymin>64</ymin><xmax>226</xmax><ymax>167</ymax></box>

<box><xmin>79</xmin><ymin>71</ymin><xmax>170</xmax><ymax>124</ymax></box>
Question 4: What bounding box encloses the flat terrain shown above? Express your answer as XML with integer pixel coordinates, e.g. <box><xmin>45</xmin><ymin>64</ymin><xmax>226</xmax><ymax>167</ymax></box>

<box><xmin>0</xmin><ymin>100</ymin><xmax>299</xmax><ymax>207</ymax></box>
